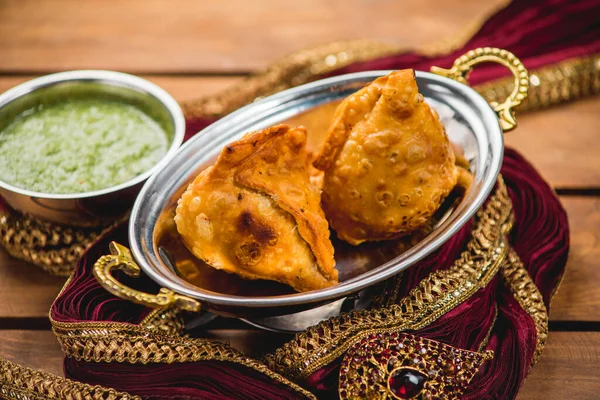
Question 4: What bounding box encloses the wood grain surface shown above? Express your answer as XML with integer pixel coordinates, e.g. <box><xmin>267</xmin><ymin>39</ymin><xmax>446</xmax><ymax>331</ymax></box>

<box><xmin>0</xmin><ymin>0</ymin><xmax>598</xmax><ymax>398</ymax></box>
<box><xmin>517</xmin><ymin>332</ymin><xmax>600</xmax><ymax>400</ymax></box>
<box><xmin>550</xmin><ymin>197</ymin><xmax>600</xmax><ymax>322</ymax></box>
<box><xmin>0</xmin><ymin>0</ymin><xmax>508</xmax><ymax>73</ymax></box>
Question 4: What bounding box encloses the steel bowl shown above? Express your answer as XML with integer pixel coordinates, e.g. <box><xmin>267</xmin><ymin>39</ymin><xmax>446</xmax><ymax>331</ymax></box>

<box><xmin>94</xmin><ymin>48</ymin><xmax>528</xmax><ymax>330</ymax></box>
<box><xmin>0</xmin><ymin>71</ymin><xmax>185</xmax><ymax>227</ymax></box>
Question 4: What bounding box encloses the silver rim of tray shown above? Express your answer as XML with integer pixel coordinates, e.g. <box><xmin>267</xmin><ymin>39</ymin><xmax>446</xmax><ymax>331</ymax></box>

<box><xmin>129</xmin><ymin>70</ymin><xmax>504</xmax><ymax>308</ymax></box>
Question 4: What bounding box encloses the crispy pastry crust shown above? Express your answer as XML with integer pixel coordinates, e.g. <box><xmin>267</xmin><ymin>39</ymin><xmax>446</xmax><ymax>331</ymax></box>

<box><xmin>314</xmin><ymin>70</ymin><xmax>470</xmax><ymax>245</ymax></box>
<box><xmin>175</xmin><ymin>125</ymin><xmax>337</xmax><ymax>292</ymax></box>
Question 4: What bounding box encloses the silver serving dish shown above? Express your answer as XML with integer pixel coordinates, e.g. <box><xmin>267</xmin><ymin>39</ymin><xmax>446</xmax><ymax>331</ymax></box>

<box><xmin>94</xmin><ymin>48</ymin><xmax>528</xmax><ymax>331</ymax></box>
<box><xmin>0</xmin><ymin>71</ymin><xmax>185</xmax><ymax>227</ymax></box>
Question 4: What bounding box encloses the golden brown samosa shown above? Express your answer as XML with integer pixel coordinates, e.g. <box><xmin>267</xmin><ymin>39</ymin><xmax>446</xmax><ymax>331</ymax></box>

<box><xmin>313</xmin><ymin>70</ymin><xmax>472</xmax><ymax>245</ymax></box>
<box><xmin>175</xmin><ymin>125</ymin><xmax>337</xmax><ymax>292</ymax></box>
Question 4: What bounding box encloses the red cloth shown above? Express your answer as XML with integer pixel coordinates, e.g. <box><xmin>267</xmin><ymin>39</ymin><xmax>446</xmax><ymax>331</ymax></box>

<box><xmin>50</xmin><ymin>0</ymin><xmax>583</xmax><ymax>397</ymax></box>
<box><xmin>52</xmin><ymin>149</ymin><xmax>569</xmax><ymax>399</ymax></box>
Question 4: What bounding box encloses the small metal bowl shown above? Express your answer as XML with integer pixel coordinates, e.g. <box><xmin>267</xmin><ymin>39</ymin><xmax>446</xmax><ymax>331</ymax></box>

<box><xmin>0</xmin><ymin>71</ymin><xmax>185</xmax><ymax>227</ymax></box>
<box><xmin>94</xmin><ymin>48</ymin><xmax>529</xmax><ymax>329</ymax></box>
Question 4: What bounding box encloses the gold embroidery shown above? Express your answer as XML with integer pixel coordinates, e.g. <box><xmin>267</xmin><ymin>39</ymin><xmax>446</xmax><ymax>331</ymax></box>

<box><xmin>263</xmin><ymin>177</ymin><xmax>513</xmax><ymax>381</ymax></box>
<box><xmin>0</xmin><ymin>357</ymin><xmax>140</xmax><ymax>400</ymax></box>
<box><xmin>500</xmin><ymin>247</ymin><xmax>549</xmax><ymax>367</ymax></box>
<box><xmin>338</xmin><ymin>333</ymin><xmax>493</xmax><ymax>399</ymax></box>
<box><xmin>50</xmin><ymin>319</ymin><xmax>316</xmax><ymax>399</ymax></box>
<box><xmin>0</xmin><ymin>211</ymin><xmax>124</xmax><ymax>277</ymax></box>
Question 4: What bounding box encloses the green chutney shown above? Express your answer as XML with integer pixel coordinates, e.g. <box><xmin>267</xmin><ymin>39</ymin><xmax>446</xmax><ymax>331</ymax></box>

<box><xmin>0</xmin><ymin>99</ymin><xmax>169</xmax><ymax>194</ymax></box>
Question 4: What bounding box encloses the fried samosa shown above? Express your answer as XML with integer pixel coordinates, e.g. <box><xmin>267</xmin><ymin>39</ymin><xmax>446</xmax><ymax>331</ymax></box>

<box><xmin>175</xmin><ymin>124</ymin><xmax>337</xmax><ymax>292</ymax></box>
<box><xmin>313</xmin><ymin>70</ymin><xmax>472</xmax><ymax>245</ymax></box>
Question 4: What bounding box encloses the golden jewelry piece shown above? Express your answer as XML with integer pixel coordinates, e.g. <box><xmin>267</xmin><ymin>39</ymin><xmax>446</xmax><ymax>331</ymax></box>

<box><xmin>338</xmin><ymin>333</ymin><xmax>493</xmax><ymax>399</ymax></box>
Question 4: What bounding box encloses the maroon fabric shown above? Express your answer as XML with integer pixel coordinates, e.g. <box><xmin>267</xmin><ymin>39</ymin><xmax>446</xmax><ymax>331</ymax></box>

<box><xmin>503</xmin><ymin>149</ymin><xmax>569</xmax><ymax>307</ymax></box>
<box><xmin>304</xmin><ymin>149</ymin><xmax>569</xmax><ymax>399</ymax></box>
<box><xmin>65</xmin><ymin>359</ymin><xmax>309</xmax><ymax>400</ymax></box>
<box><xmin>52</xmin><ymin>149</ymin><xmax>569</xmax><ymax>399</ymax></box>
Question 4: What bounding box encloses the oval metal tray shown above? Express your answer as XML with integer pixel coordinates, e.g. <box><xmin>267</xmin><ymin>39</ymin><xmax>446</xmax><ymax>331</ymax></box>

<box><xmin>94</xmin><ymin>48</ymin><xmax>529</xmax><ymax>326</ymax></box>
<box><xmin>129</xmin><ymin>70</ymin><xmax>503</xmax><ymax>316</ymax></box>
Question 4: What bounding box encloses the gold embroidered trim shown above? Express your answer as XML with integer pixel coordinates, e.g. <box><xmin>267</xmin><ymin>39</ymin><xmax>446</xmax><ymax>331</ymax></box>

<box><xmin>0</xmin><ymin>357</ymin><xmax>139</xmax><ymax>400</ymax></box>
<box><xmin>338</xmin><ymin>333</ymin><xmax>493</xmax><ymax>399</ymax></box>
<box><xmin>263</xmin><ymin>177</ymin><xmax>513</xmax><ymax>381</ymax></box>
<box><xmin>500</xmin><ymin>247</ymin><xmax>549</xmax><ymax>367</ymax></box>
<box><xmin>139</xmin><ymin>307</ymin><xmax>186</xmax><ymax>336</ymax></box>
<box><xmin>476</xmin><ymin>53</ymin><xmax>600</xmax><ymax>112</ymax></box>
<box><xmin>50</xmin><ymin>320</ymin><xmax>316</xmax><ymax>399</ymax></box>
<box><xmin>50</xmin><ymin>273</ymin><xmax>314</xmax><ymax>397</ymax></box>
<box><xmin>182</xmin><ymin>47</ymin><xmax>599</xmax><ymax>122</ymax></box>
<box><xmin>0</xmin><ymin>212</ymin><xmax>123</xmax><ymax>277</ymax></box>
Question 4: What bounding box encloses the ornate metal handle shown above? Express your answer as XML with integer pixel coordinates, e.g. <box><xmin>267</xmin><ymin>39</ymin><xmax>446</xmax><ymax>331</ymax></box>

<box><xmin>93</xmin><ymin>242</ymin><xmax>201</xmax><ymax>312</ymax></box>
<box><xmin>431</xmin><ymin>47</ymin><xmax>529</xmax><ymax>132</ymax></box>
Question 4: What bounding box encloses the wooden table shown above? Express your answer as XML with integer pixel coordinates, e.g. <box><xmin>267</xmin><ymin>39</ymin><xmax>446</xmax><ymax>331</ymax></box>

<box><xmin>0</xmin><ymin>1</ymin><xmax>598</xmax><ymax>398</ymax></box>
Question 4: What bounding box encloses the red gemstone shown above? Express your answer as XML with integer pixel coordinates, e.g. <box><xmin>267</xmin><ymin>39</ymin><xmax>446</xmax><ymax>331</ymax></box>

<box><xmin>388</xmin><ymin>369</ymin><xmax>427</xmax><ymax>399</ymax></box>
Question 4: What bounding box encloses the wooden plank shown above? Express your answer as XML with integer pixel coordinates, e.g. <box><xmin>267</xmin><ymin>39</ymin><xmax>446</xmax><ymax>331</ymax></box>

<box><xmin>0</xmin><ymin>75</ymin><xmax>241</xmax><ymax>103</ymax></box>
<box><xmin>0</xmin><ymin>197</ymin><xmax>598</xmax><ymax>320</ymax></box>
<box><xmin>549</xmin><ymin>197</ymin><xmax>600</xmax><ymax>322</ymax></box>
<box><xmin>0</xmin><ymin>250</ymin><xmax>65</xmax><ymax>319</ymax></box>
<box><xmin>0</xmin><ymin>330</ymin><xmax>598</xmax><ymax>400</ymax></box>
<box><xmin>0</xmin><ymin>0</ymin><xmax>507</xmax><ymax>73</ymax></box>
<box><xmin>517</xmin><ymin>332</ymin><xmax>600</xmax><ymax>400</ymax></box>
<box><xmin>505</xmin><ymin>97</ymin><xmax>600</xmax><ymax>189</ymax></box>
<box><xmin>0</xmin><ymin>330</ymin><xmax>64</xmax><ymax>376</ymax></box>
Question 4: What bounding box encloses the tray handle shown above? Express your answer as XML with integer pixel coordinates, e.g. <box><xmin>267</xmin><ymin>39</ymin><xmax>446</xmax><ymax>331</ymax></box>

<box><xmin>92</xmin><ymin>242</ymin><xmax>201</xmax><ymax>312</ymax></box>
<box><xmin>431</xmin><ymin>47</ymin><xmax>529</xmax><ymax>132</ymax></box>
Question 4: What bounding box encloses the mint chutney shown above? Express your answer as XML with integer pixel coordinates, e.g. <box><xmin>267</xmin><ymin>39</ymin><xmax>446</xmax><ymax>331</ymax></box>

<box><xmin>0</xmin><ymin>98</ymin><xmax>169</xmax><ymax>194</ymax></box>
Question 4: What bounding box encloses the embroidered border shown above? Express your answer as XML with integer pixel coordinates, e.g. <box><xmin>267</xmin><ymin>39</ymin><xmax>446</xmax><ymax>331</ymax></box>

<box><xmin>500</xmin><ymin>247</ymin><xmax>549</xmax><ymax>367</ymax></box>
